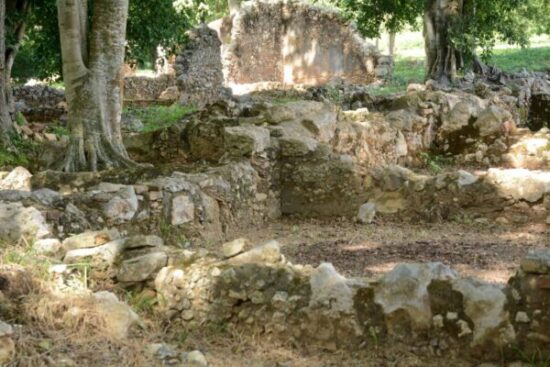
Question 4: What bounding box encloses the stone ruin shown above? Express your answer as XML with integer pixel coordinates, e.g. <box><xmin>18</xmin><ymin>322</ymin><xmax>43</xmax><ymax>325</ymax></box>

<box><xmin>219</xmin><ymin>0</ymin><xmax>391</xmax><ymax>86</ymax></box>
<box><xmin>173</xmin><ymin>0</ymin><xmax>392</xmax><ymax>106</ymax></box>
<box><xmin>2</xmin><ymin>76</ymin><xmax>550</xmax><ymax>363</ymax></box>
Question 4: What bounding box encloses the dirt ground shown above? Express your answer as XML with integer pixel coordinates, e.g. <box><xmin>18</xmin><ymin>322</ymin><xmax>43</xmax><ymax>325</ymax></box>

<box><xmin>233</xmin><ymin>218</ymin><xmax>550</xmax><ymax>284</ymax></box>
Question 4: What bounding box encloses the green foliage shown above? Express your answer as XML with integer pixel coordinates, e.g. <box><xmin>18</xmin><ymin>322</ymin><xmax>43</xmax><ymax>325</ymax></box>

<box><xmin>11</xmin><ymin>0</ymin><xmax>230</xmax><ymax>81</ymax></box>
<box><xmin>125</xmin><ymin>290</ymin><xmax>158</xmax><ymax>314</ymax></box>
<box><xmin>0</xmin><ymin>132</ymin><xmax>36</xmax><ymax>168</ymax></box>
<box><xmin>337</xmin><ymin>0</ymin><xmax>549</xmax><ymax>75</ymax></box>
<box><xmin>126</xmin><ymin>104</ymin><xmax>195</xmax><ymax>133</ymax></box>
<box><xmin>46</xmin><ymin>124</ymin><xmax>70</xmax><ymax>137</ymax></box>
<box><xmin>126</xmin><ymin>0</ymin><xmax>191</xmax><ymax>66</ymax></box>
<box><xmin>15</xmin><ymin>112</ymin><xmax>27</xmax><ymax>126</ymax></box>
<box><xmin>420</xmin><ymin>152</ymin><xmax>454</xmax><ymax>174</ymax></box>
<box><xmin>0</xmin><ymin>239</ymin><xmax>52</xmax><ymax>280</ymax></box>
<box><xmin>491</xmin><ymin>46</ymin><xmax>550</xmax><ymax>73</ymax></box>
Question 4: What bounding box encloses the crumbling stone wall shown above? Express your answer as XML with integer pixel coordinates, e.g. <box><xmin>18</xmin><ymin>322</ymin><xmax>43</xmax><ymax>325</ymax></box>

<box><xmin>123</xmin><ymin>74</ymin><xmax>178</xmax><ymax>104</ymax></box>
<box><xmin>13</xmin><ymin>84</ymin><xmax>66</xmax><ymax>122</ymax></box>
<box><xmin>175</xmin><ymin>25</ymin><xmax>230</xmax><ymax>108</ymax></box>
<box><xmin>222</xmin><ymin>0</ymin><xmax>391</xmax><ymax>86</ymax></box>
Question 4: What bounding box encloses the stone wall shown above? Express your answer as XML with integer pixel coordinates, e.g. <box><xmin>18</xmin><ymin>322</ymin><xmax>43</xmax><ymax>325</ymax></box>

<box><xmin>175</xmin><ymin>25</ymin><xmax>230</xmax><ymax>108</ymax></box>
<box><xmin>123</xmin><ymin>74</ymin><xmax>178</xmax><ymax>104</ymax></box>
<box><xmin>221</xmin><ymin>0</ymin><xmax>391</xmax><ymax>86</ymax></box>
<box><xmin>13</xmin><ymin>84</ymin><xmax>66</xmax><ymax>122</ymax></box>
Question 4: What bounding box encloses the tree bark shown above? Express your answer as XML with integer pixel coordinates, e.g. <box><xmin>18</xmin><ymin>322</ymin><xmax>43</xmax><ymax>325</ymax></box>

<box><xmin>0</xmin><ymin>0</ymin><xmax>14</xmax><ymax>150</ymax></box>
<box><xmin>228</xmin><ymin>0</ymin><xmax>241</xmax><ymax>16</ymax></box>
<box><xmin>388</xmin><ymin>32</ymin><xmax>396</xmax><ymax>57</ymax></box>
<box><xmin>57</xmin><ymin>0</ymin><xmax>135</xmax><ymax>172</ymax></box>
<box><xmin>423</xmin><ymin>0</ymin><xmax>463</xmax><ymax>85</ymax></box>
<box><xmin>5</xmin><ymin>0</ymin><xmax>28</xmax><ymax>118</ymax></box>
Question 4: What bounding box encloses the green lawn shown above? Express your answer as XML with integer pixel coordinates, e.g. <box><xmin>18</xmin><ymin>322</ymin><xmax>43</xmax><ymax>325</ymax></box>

<box><xmin>374</xmin><ymin>31</ymin><xmax>550</xmax><ymax>95</ymax></box>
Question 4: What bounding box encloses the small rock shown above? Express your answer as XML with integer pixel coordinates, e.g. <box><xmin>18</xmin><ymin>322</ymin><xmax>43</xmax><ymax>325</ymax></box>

<box><xmin>515</xmin><ymin>311</ymin><xmax>530</xmax><ymax>323</ymax></box>
<box><xmin>124</xmin><ymin>234</ymin><xmax>164</xmax><ymax>249</ymax></box>
<box><xmin>520</xmin><ymin>249</ymin><xmax>550</xmax><ymax>274</ymax></box>
<box><xmin>102</xmin><ymin>186</ymin><xmax>138</xmax><ymax>223</ymax></box>
<box><xmin>62</xmin><ymin>228</ymin><xmax>120</xmax><ymax>251</ymax></box>
<box><xmin>0</xmin><ymin>166</ymin><xmax>32</xmax><ymax>191</ymax></box>
<box><xmin>182</xmin><ymin>350</ymin><xmax>208</xmax><ymax>367</ymax></box>
<box><xmin>64</xmin><ymin>239</ymin><xmax>125</xmax><ymax>266</ymax></box>
<box><xmin>33</xmin><ymin>238</ymin><xmax>62</xmax><ymax>256</ymax></box>
<box><xmin>226</xmin><ymin>240</ymin><xmax>281</xmax><ymax>265</ymax></box>
<box><xmin>117</xmin><ymin>252</ymin><xmax>168</xmax><ymax>282</ymax></box>
<box><xmin>93</xmin><ymin>291</ymin><xmax>139</xmax><ymax>340</ymax></box>
<box><xmin>457</xmin><ymin>170</ymin><xmax>479</xmax><ymax>186</ymax></box>
<box><xmin>357</xmin><ymin>202</ymin><xmax>376</xmax><ymax>224</ymax></box>
<box><xmin>222</xmin><ymin>238</ymin><xmax>250</xmax><ymax>258</ymax></box>
<box><xmin>181</xmin><ymin>310</ymin><xmax>194</xmax><ymax>321</ymax></box>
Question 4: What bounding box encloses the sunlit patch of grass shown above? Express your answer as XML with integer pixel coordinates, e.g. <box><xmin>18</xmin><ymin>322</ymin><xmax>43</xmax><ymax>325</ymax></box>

<box><xmin>125</xmin><ymin>104</ymin><xmax>195</xmax><ymax>133</ymax></box>
<box><xmin>489</xmin><ymin>46</ymin><xmax>550</xmax><ymax>73</ymax></box>
<box><xmin>0</xmin><ymin>239</ymin><xmax>53</xmax><ymax>280</ymax></box>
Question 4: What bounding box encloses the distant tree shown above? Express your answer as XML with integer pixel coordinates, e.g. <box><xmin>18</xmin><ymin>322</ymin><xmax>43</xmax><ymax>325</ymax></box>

<box><xmin>339</xmin><ymin>0</ymin><xmax>540</xmax><ymax>84</ymax></box>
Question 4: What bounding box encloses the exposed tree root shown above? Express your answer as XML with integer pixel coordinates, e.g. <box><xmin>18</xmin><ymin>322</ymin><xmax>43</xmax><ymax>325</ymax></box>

<box><xmin>58</xmin><ymin>134</ymin><xmax>138</xmax><ymax>172</ymax></box>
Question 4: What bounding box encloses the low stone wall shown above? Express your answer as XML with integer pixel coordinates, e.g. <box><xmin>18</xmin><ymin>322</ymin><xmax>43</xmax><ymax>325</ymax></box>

<box><xmin>13</xmin><ymin>84</ymin><xmax>66</xmax><ymax>122</ymax></box>
<box><xmin>152</xmin><ymin>244</ymin><xmax>550</xmax><ymax>361</ymax></box>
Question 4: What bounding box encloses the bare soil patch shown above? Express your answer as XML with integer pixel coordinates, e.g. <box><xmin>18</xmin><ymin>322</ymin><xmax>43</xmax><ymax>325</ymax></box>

<box><xmin>232</xmin><ymin>219</ymin><xmax>550</xmax><ymax>283</ymax></box>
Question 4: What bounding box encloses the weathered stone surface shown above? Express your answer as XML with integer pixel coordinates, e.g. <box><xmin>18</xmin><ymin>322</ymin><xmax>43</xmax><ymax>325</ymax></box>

<box><xmin>0</xmin><ymin>166</ymin><xmax>32</xmax><ymax>191</ymax></box>
<box><xmin>0</xmin><ymin>320</ymin><xmax>14</xmax><ymax>366</ymax></box>
<box><xmin>474</xmin><ymin>105</ymin><xmax>513</xmax><ymax>138</ymax></box>
<box><xmin>357</xmin><ymin>202</ymin><xmax>376</xmax><ymax>224</ymax></box>
<box><xmin>224</xmin><ymin>0</ymin><xmax>385</xmax><ymax>86</ymax></box>
<box><xmin>182</xmin><ymin>350</ymin><xmax>208</xmax><ymax>367</ymax></box>
<box><xmin>101</xmin><ymin>185</ymin><xmax>139</xmax><ymax>222</ymax></box>
<box><xmin>374</xmin><ymin>263</ymin><xmax>458</xmax><ymax>330</ymax></box>
<box><xmin>176</xmin><ymin>24</ymin><xmax>229</xmax><ymax>108</ymax></box>
<box><xmin>171</xmin><ymin>194</ymin><xmax>195</xmax><ymax>225</ymax></box>
<box><xmin>452</xmin><ymin>279</ymin><xmax>515</xmax><ymax>347</ymax></box>
<box><xmin>309</xmin><ymin>263</ymin><xmax>353</xmax><ymax>312</ymax></box>
<box><xmin>62</xmin><ymin>228</ymin><xmax>120</xmax><ymax>251</ymax></box>
<box><xmin>226</xmin><ymin>240</ymin><xmax>282</xmax><ymax>265</ymax></box>
<box><xmin>0</xmin><ymin>202</ymin><xmax>52</xmax><ymax>242</ymax></box>
<box><xmin>117</xmin><ymin>252</ymin><xmax>168</xmax><ymax>282</ymax></box>
<box><xmin>33</xmin><ymin>238</ymin><xmax>62</xmax><ymax>256</ymax></box>
<box><xmin>520</xmin><ymin>249</ymin><xmax>550</xmax><ymax>274</ymax></box>
<box><xmin>485</xmin><ymin>168</ymin><xmax>550</xmax><ymax>202</ymax></box>
<box><xmin>224</xmin><ymin>125</ymin><xmax>270</xmax><ymax>157</ymax></box>
<box><xmin>63</xmin><ymin>239</ymin><xmax>125</xmax><ymax>266</ymax></box>
<box><xmin>93</xmin><ymin>291</ymin><xmax>139</xmax><ymax>340</ymax></box>
<box><xmin>124</xmin><ymin>234</ymin><xmax>164</xmax><ymax>249</ymax></box>
<box><xmin>222</xmin><ymin>238</ymin><xmax>250</xmax><ymax>258</ymax></box>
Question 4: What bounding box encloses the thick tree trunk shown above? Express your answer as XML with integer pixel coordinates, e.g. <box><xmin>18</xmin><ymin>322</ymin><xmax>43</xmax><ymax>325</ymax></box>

<box><xmin>0</xmin><ymin>1</ymin><xmax>14</xmax><ymax>150</ymax></box>
<box><xmin>57</xmin><ymin>0</ymin><xmax>134</xmax><ymax>172</ymax></box>
<box><xmin>228</xmin><ymin>0</ymin><xmax>241</xmax><ymax>15</ymax></box>
<box><xmin>423</xmin><ymin>0</ymin><xmax>463</xmax><ymax>85</ymax></box>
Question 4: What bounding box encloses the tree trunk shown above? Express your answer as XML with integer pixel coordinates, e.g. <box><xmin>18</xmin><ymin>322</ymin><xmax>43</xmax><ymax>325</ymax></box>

<box><xmin>423</xmin><ymin>0</ymin><xmax>463</xmax><ymax>85</ymax></box>
<box><xmin>388</xmin><ymin>32</ymin><xmax>396</xmax><ymax>57</ymax></box>
<box><xmin>228</xmin><ymin>0</ymin><xmax>241</xmax><ymax>16</ymax></box>
<box><xmin>57</xmin><ymin>0</ymin><xmax>135</xmax><ymax>172</ymax></box>
<box><xmin>5</xmin><ymin>0</ymin><xmax>28</xmax><ymax>119</ymax></box>
<box><xmin>0</xmin><ymin>0</ymin><xmax>14</xmax><ymax>150</ymax></box>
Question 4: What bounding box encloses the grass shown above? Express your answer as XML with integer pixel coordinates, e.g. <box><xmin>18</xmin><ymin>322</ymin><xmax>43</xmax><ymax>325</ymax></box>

<box><xmin>46</xmin><ymin>124</ymin><xmax>70</xmax><ymax>136</ymax></box>
<box><xmin>0</xmin><ymin>132</ymin><xmax>37</xmax><ymax>168</ymax></box>
<box><xmin>125</xmin><ymin>104</ymin><xmax>196</xmax><ymax>133</ymax></box>
<box><xmin>373</xmin><ymin>31</ymin><xmax>550</xmax><ymax>95</ymax></box>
